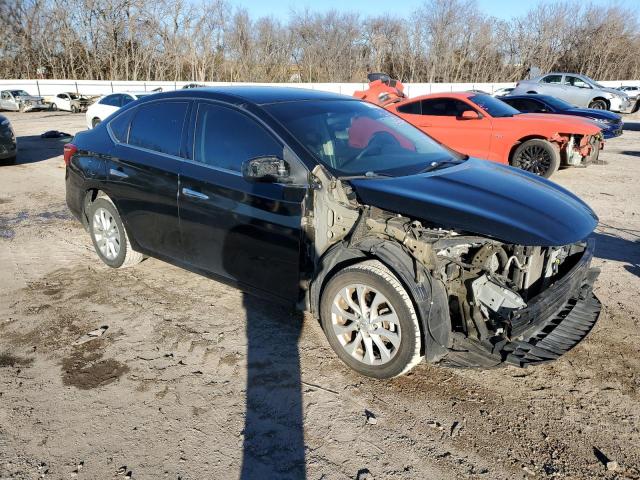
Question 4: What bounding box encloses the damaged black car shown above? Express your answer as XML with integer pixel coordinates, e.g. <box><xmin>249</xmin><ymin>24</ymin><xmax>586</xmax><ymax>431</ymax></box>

<box><xmin>65</xmin><ymin>87</ymin><xmax>601</xmax><ymax>378</ymax></box>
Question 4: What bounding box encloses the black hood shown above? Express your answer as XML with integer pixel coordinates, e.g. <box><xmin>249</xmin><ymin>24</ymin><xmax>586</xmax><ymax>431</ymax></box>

<box><xmin>349</xmin><ymin>159</ymin><xmax>598</xmax><ymax>247</ymax></box>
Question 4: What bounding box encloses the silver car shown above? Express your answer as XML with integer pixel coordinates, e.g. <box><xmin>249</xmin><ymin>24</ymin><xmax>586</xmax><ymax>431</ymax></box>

<box><xmin>511</xmin><ymin>73</ymin><xmax>631</xmax><ymax>112</ymax></box>
<box><xmin>0</xmin><ymin>90</ymin><xmax>47</xmax><ymax>112</ymax></box>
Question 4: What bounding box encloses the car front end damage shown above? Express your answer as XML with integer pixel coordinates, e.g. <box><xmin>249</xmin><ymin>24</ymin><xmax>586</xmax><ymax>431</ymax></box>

<box><xmin>15</xmin><ymin>95</ymin><xmax>47</xmax><ymax>112</ymax></box>
<box><xmin>305</xmin><ymin>164</ymin><xmax>601</xmax><ymax>369</ymax></box>
<box><xmin>549</xmin><ymin>132</ymin><xmax>603</xmax><ymax>167</ymax></box>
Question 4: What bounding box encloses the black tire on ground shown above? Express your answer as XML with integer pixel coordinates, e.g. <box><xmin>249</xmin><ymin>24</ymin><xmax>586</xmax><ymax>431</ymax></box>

<box><xmin>0</xmin><ymin>155</ymin><xmax>16</xmax><ymax>166</ymax></box>
<box><xmin>50</xmin><ymin>103</ymin><xmax>58</xmax><ymax>111</ymax></box>
<box><xmin>92</xmin><ymin>117</ymin><xmax>101</xmax><ymax>128</ymax></box>
<box><xmin>319</xmin><ymin>260</ymin><xmax>423</xmax><ymax>379</ymax></box>
<box><xmin>511</xmin><ymin>139</ymin><xmax>560</xmax><ymax>178</ymax></box>
<box><xmin>71</xmin><ymin>105</ymin><xmax>78</xmax><ymax>113</ymax></box>
<box><xmin>87</xmin><ymin>197</ymin><xmax>144</xmax><ymax>269</ymax></box>
<box><xmin>588</xmin><ymin>99</ymin><xmax>607</xmax><ymax>110</ymax></box>
<box><xmin>587</xmin><ymin>137</ymin><xmax>601</xmax><ymax>164</ymax></box>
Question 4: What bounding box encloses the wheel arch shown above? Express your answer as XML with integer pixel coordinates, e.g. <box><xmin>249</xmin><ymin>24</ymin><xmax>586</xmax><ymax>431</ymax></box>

<box><xmin>590</xmin><ymin>96</ymin><xmax>610</xmax><ymax>109</ymax></box>
<box><xmin>507</xmin><ymin>134</ymin><xmax>548</xmax><ymax>165</ymax></box>
<box><xmin>309</xmin><ymin>239</ymin><xmax>451</xmax><ymax>362</ymax></box>
<box><xmin>82</xmin><ymin>188</ymin><xmax>141</xmax><ymax>252</ymax></box>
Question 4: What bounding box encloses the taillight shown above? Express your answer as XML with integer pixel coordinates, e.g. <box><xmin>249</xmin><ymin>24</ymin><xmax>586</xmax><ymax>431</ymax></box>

<box><xmin>63</xmin><ymin>143</ymin><xmax>77</xmax><ymax>166</ymax></box>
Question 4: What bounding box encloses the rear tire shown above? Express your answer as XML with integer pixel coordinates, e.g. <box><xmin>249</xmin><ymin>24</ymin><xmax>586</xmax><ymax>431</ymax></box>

<box><xmin>87</xmin><ymin>197</ymin><xmax>143</xmax><ymax>269</ymax></box>
<box><xmin>92</xmin><ymin>117</ymin><xmax>101</xmax><ymax>128</ymax></box>
<box><xmin>588</xmin><ymin>99</ymin><xmax>607</xmax><ymax>110</ymax></box>
<box><xmin>511</xmin><ymin>139</ymin><xmax>560</xmax><ymax>178</ymax></box>
<box><xmin>320</xmin><ymin>260</ymin><xmax>423</xmax><ymax>378</ymax></box>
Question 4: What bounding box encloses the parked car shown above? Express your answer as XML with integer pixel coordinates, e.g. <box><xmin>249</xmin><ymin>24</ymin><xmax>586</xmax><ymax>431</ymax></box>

<box><xmin>85</xmin><ymin>92</ymin><xmax>152</xmax><ymax>129</ymax></box>
<box><xmin>354</xmin><ymin>77</ymin><xmax>603</xmax><ymax>178</ymax></box>
<box><xmin>48</xmin><ymin>92</ymin><xmax>90</xmax><ymax>113</ymax></box>
<box><xmin>0</xmin><ymin>90</ymin><xmax>47</xmax><ymax>112</ymax></box>
<box><xmin>183</xmin><ymin>83</ymin><xmax>206</xmax><ymax>89</ymax></box>
<box><xmin>500</xmin><ymin>94</ymin><xmax>623</xmax><ymax>139</ymax></box>
<box><xmin>492</xmin><ymin>87</ymin><xmax>514</xmax><ymax>97</ymax></box>
<box><xmin>65</xmin><ymin>87</ymin><xmax>601</xmax><ymax>378</ymax></box>
<box><xmin>617</xmin><ymin>85</ymin><xmax>639</xmax><ymax>98</ymax></box>
<box><xmin>617</xmin><ymin>85</ymin><xmax>640</xmax><ymax>113</ymax></box>
<box><xmin>0</xmin><ymin>114</ymin><xmax>17</xmax><ymax>164</ymax></box>
<box><xmin>511</xmin><ymin>73</ymin><xmax>631</xmax><ymax>112</ymax></box>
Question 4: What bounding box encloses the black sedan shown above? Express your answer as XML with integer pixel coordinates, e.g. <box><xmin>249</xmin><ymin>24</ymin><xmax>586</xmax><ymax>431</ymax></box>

<box><xmin>0</xmin><ymin>114</ymin><xmax>17</xmax><ymax>164</ymax></box>
<box><xmin>499</xmin><ymin>94</ymin><xmax>623</xmax><ymax>139</ymax></box>
<box><xmin>64</xmin><ymin>87</ymin><xmax>601</xmax><ymax>378</ymax></box>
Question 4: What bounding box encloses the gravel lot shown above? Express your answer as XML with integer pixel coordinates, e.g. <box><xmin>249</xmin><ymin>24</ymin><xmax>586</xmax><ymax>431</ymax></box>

<box><xmin>0</xmin><ymin>110</ymin><xmax>639</xmax><ymax>480</ymax></box>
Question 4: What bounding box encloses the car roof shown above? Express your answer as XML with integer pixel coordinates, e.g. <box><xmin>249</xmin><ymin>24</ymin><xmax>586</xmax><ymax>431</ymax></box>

<box><xmin>134</xmin><ymin>86</ymin><xmax>354</xmax><ymax>106</ymax></box>
<box><xmin>502</xmin><ymin>94</ymin><xmax>552</xmax><ymax>101</ymax></box>
<box><xmin>403</xmin><ymin>91</ymin><xmax>477</xmax><ymax>102</ymax></box>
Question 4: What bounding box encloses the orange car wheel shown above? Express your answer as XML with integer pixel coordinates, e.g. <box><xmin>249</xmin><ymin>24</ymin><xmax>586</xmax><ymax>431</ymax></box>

<box><xmin>511</xmin><ymin>139</ymin><xmax>560</xmax><ymax>178</ymax></box>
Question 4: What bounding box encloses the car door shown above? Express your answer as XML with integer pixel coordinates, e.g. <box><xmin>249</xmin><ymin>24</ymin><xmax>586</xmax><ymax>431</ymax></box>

<box><xmin>537</xmin><ymin>74</ymin><xmax>566</xmax><ymax>99</ymax></box>
<box><xmin>104</xmin><ymin>99</ymin><xmax>190</xmax><ymax>260</ymax></box>
<box><xmin>563</xmin><ymin>75</ymin><xmax>593</xmax><ymax>107</ymax></box>
<box><xmin>179</xmin><ymin>101</ymin><xmax>307</xmax><ymax>302</ymax></box>
<box><xmin>413</xmin><ymin>98</ymin><xmax>493</xmax><ymax>159</ymax></box>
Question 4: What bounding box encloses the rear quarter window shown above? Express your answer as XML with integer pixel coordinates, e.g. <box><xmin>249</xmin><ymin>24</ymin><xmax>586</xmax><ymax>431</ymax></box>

<box><xmin>128</xmin><ymin>101</ymin><xmax>189</xmax><ymax>157</ymax></box>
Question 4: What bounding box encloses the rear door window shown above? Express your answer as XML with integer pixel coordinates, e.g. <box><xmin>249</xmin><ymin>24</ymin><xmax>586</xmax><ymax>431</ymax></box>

<box><xmin>397</xmin><ymin>101</ymin><xmax>421</xmax><ymax>114</ymax></box>
<box><xmin>541</xmin><ymin>75</ymin><xmax>563</xmax><ymax>84</ymax></box>
<box><xmin>120</xmin><ymin>95</ymin><xmax>135</xmax><ymax>107</ymax></box>
<box><xmin>100</xmin><ymin>94</ymin><xmax>121</xmax><ymax>106</ymax></box>
<box><xmin>193</xmin><ymin>103</ymin><xmax>283</xmax><ymax>172</ymax></box>
<box><xmin>128</xmin><ymin>101</ymin><xmax>189</xmax><ymax>157</ymax></box>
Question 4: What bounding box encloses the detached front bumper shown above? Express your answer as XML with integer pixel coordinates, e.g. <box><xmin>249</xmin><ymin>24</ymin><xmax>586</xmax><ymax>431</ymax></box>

<box><xmin>441</xmin><ymin>240</ymin><xmax>601</xmax><ymax>368</ymax></box>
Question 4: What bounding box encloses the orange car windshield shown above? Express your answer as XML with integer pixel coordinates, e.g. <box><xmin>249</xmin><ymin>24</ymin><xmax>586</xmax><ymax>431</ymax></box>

<box><xmin>469</xmin><ymin>94</ymin><xmax>521</xmax><ymax>118</ymax></box>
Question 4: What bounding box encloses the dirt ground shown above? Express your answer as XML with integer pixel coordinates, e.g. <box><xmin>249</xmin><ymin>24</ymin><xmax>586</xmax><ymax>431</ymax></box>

<box><xmin>0</xmin><ymin>109</ymin><xmax>639</xmax><ymax>480</ymax></box>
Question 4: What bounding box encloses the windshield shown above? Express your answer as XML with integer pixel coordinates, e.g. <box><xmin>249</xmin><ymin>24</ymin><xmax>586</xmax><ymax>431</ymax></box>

<box><xmin>537</xmin><ymin>95</ymin><xmax>574</xmax><ymax>110</ymax></box>
<box><xmin>265</xmin><ymin>100</ymin><xmax>462</xmax><ymax>176</ymax></box>
<box><xmin>67</xmin><ymin>92</ymin><xmax>79</xmax><ymax>99</ymax></box>
<box><xmin>469</xmin><ymin>94</ymin><xmax>520</xmax><ymax>118</ymax></box>
<box><xmin>10</xmin><ymin>90</ymin><xmax>30</xmax><ymax>97</ymax></box>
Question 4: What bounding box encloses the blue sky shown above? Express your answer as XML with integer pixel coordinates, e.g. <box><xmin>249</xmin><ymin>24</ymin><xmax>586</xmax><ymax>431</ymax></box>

<box><xmin>230</xmin><ymin>0</ymin><xmax>636</xmax><ymax>20</ymax></box>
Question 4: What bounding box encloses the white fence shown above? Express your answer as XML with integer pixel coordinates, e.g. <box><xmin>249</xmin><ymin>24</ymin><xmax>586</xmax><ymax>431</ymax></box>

<box><xmin>0</xmin><ymin>79</ymin><xmax>639</xmax><ymax>98</ymax></box>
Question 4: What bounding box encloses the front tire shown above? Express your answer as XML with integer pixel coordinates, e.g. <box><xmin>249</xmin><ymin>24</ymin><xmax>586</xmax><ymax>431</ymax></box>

<box><xmin>88</xmin><ymin>197</ymin><xmax>143</xmax><ymax>268</ymax></box>
<box><xmin>50</xmin><ymin>103</ymin><xmax>58</xmax><ymax>111</ymax></box>
<box><xmin>511</xmin><ymin>139</ymin><xmax>560</xmax><ymax>178</ymax></box>
<box><xmin>320</xmin><ymin>260</ymin><xmax>423</xmax><ymax>378</ymax></box>
<box><xmin>588</xmin><ymin>99</ymin><xmax>607</xmax><ymax>110</ymax></box>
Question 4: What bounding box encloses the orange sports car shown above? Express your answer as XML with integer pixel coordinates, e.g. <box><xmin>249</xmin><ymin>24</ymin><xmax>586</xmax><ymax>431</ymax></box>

<box><xmin>354</xmin><ymin>75</ymin><xmax>603</xmax><ymax>178</ymax></box>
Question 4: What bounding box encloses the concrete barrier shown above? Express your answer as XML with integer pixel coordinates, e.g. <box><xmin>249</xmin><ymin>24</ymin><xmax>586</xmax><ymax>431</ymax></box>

<box><xmin>0</xmin><ymin>79</ymin><xmax>638</xmax><ymax>98</ymax></box>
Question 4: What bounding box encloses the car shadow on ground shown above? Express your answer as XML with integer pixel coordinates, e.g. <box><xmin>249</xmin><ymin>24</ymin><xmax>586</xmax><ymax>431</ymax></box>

<box><xmin>622</xmin><ymin>121</ymin><xmax>640</xmax><ymax>132</ymax></box>
<box><xmin>591</xmin><ymin>229</ymin><xmax>640</xmax><ymax>278</ymax></box>
<box><xmin>14</xmin><ymin>135</ymin><xmax>71</xmax><ymax>164</ymax></box>
<box><xmin>221</xmin><ymin>221</ymin><xmax>307</xmax><ymax>479</ymax></box>
<box><xmin>238</xmin><ymin>294</ymin><xmax>306</xmax><ymax>479</ymax></box>
<box><xmin>620</xmin><ymin>151</ymin><xmax>640</xmax><ymax>157</ymax></box>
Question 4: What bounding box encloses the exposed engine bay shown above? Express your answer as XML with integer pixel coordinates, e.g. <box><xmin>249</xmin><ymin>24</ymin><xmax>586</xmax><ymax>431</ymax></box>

<box><xmin>306</xmin><ymin>167</ymin><xmax>594</xmax><ymax>363</ymax></box>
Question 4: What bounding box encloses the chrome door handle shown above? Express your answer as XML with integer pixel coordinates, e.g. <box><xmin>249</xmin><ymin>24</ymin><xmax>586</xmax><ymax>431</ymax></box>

<box><xmin>182</xmin><ymin>188</ymin><xmax>209</xmax><ymax>200</ymax></box>
<box><xmin>109</xmin><ymin>168</ymin><xmax>128</xmax><ymax>178</ymax></box>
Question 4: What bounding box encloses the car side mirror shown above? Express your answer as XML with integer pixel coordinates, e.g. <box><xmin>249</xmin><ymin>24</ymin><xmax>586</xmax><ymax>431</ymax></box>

<box><xmin>458</xmin><ymin>110</ymin><xmax>480</xmax><ymax>120</ymax></box>
<box><xmin>242</xmin><ymin>156</ymin><xmax>290</xmax><ymax>183</ymax></box>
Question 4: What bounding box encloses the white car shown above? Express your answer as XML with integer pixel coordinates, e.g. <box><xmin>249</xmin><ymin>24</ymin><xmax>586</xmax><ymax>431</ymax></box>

<box><xmin>49</xmin><ymin>92</ymin><xmax>89</xmax><ymax>113</ymax></box>
<box><xmin>85</xmin><ymin>92</ymin><xmax>152</xmax><ymax>129</ymax></box>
